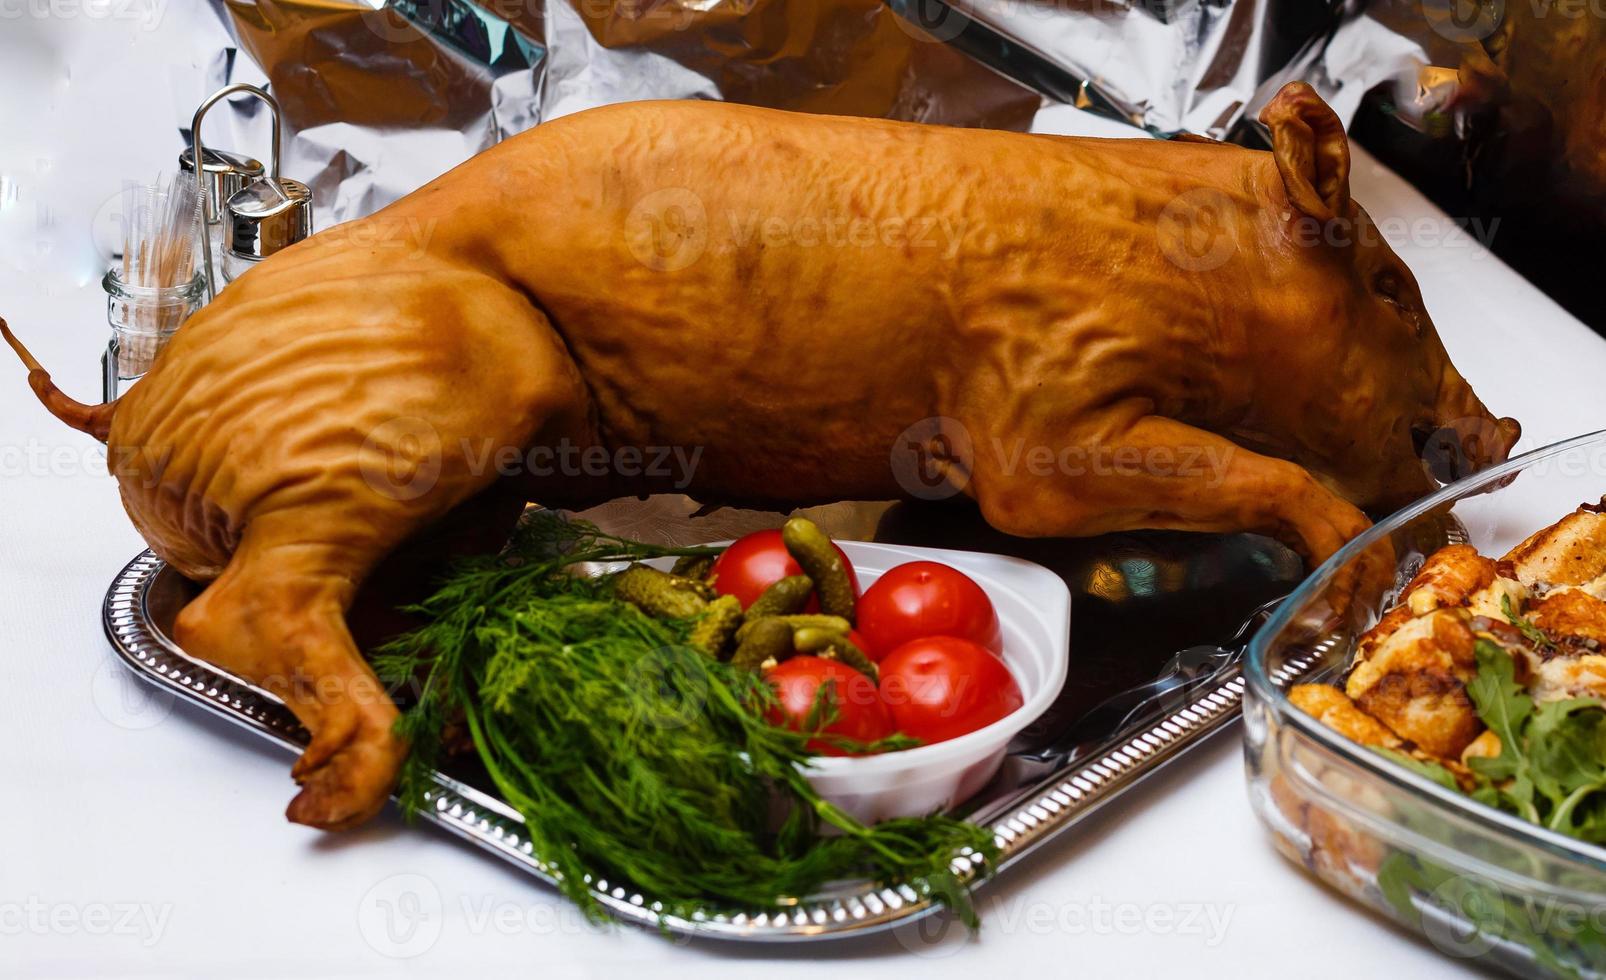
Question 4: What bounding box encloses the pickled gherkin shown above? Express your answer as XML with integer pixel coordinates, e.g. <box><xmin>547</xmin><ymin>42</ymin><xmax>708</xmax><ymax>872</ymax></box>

<box><xmin>670</xmin><ymin>553</ymin><xmax>715</xmax><ymax>581</ymax></box>
<box><xmin>781</xmin><ymin>517</ymin><xmax>855</xmax><ymax>622</ymax></box>
<box><xmin>688</xmin><ymin>594</ymin><xmax>743</xmax><ymax>659</ymax></box>
<box><xmin>666</xmin><ymin>572</ymin><xmax>717</xmax><ymax>600</ymax></box>
<box><xmin>747</xmin><ymin>574</ymin><xmax>813</xmax><ymax>618</ymax></box>
<box><xmin>730</xmin><ymin>617</ymin><xmax>794</xmax><ymax>672</ymax></box>
<box><xmin>793</xmin><ymin>627</ymin><xmax>878</xmax><ymax>682</ymax></box>
<box><xmin>611</xmin><ymin>564</ymin><xmax>707</xmax><ymax>620</ymax></box>
<box><xmin>735</xmin><ymin>613</ymin><xmax>851</xmax><ymax>644</ymax></box>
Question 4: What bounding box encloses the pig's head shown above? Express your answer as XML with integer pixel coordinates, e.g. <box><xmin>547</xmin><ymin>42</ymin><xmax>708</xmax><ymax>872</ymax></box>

<box><xmin>1233</xmin><ymin>82</ymin><xmax>1520</xmax><ymax>513</ymax></box>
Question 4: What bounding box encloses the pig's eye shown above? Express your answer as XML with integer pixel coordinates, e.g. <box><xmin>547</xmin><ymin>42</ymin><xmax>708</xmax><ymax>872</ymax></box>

<box><xmin>1375</xmin><ymin>269</ymin><xmax>1426</xmax><ymax>337</ymax></box>
<box><xmin>1374</xmin><ymin>271</ymin><xmax>1403</xmax><ymax>303</ymax></box>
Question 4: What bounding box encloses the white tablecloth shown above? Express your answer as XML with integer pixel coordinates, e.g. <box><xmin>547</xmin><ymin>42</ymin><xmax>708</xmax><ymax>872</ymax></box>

<box><xmin>4</xmin><ymin>16</ymin><xmax>1602</xmax><ymax>980</ymax></box>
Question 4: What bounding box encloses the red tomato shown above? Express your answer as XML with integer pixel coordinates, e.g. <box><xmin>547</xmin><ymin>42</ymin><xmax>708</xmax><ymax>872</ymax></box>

<box><xmin>856</xmin><ymin>561</ymin><xmax>1002</xmax><ymax>659</ymax></box>
<box><xmin>878</xmin><ymin>637</ymin><xmax>1023</xmax><ymax>745</ymax></box>
<box><xmin>709</xmin><ymin>529</ymin><xmax>861</xmax><ymax>611</ymax></box>
<box><xmin>766</xmin><ymin>656</ymin><xmax>892</xmax><ymax>756</ymax></box>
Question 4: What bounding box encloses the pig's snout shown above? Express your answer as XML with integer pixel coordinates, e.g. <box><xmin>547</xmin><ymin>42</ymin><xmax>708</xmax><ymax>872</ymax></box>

<box><xmin>1412</xmin><ymin>416</ymin><xmax>1521</xmax><ymax>486</ymax></box>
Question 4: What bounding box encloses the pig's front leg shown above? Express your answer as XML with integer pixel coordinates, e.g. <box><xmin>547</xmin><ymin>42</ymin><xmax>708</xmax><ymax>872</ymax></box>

<box><xmin>968</xmin><ymin>414</ymin><xmax>1387</xmax><ymax>576</ymax></box>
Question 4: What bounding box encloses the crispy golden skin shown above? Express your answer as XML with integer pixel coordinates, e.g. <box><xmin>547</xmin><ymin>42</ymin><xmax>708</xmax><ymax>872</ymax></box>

<box><xmin>1497</xmin><ymin>504</ymin><xmax>1606</xmax><ymax>703</ymax></box>
<box><xmin>1355</xmin><ymin>547</ymin><xmax>1506</xmax><ymax>665</ymax></box>
<box><xmin>1349</xmin><ymin>547</ymin><xmax>1523</xmax><ymax>734</ymax></box>
<box><xmin>5</xmin><ymin>83</ymin><xmax>1517</xmax><ymax>829</ymax></box>
<box><xmin>1460</xmin><ymin>729</ymin><xmax>1502</xmax><ymax>768</ymax></box>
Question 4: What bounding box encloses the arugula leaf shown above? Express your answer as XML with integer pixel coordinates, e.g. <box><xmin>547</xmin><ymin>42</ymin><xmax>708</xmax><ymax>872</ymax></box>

<box><xmin>1466</xmin><ymin>640</ymin><xmax>1533</xmax><ymax>779</ymax></box>
<box><xmin>1462</xmin><ymin>639</ymin><xmax>1606</xmax><ymax>838</ymax></box>
<box><xmin>1376</xmin><ymin>850</ymin><xmax>1589</xmax><ymax>977</ymax></box>
<box><xmin>1528</xmin><ymin>699</ymin><xmax>1606</xmax><ymax>838</ymax></box>
<box><xmin>1464</xmin><ymin>641</ymin><xmax>1542</xmax><ymax>824</ymax></box>
<box><xmin>1372</xmin><ymin>747</ymin><xmax>1462</xmax><ymax>791</ymax></box>
<box><xmin>1502</xmin><ymin>593</ymin><xmax>1555</xmax><ymax>652</ymax></box>
<box><xmin>1376</xmin><ymin>850</ymin><xmax>1426</xmax><ymax>921</ymax></box>
<box><xmin>1529</xmin><ymin>700</ymin><xmax>1606</xmax><ymax>794</ymax></box>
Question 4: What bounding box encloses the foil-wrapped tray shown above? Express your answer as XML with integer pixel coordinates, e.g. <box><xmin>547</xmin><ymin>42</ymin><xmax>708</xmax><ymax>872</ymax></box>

<box><xmin>102</xmin><ymin>497</ymin><xmax>1310</xmax><ymax>941</ymax></box>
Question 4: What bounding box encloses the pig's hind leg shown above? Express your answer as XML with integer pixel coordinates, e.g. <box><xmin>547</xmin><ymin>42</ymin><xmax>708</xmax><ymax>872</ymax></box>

<box><xmin>172</xmin><ymin>520</ymin><xmax>413</xmax><ymax>830</ymax></box>
<box><xmin>171</xmin><ymin>299</ymin><xmax>596</xmax><ymax>830</ymax></box>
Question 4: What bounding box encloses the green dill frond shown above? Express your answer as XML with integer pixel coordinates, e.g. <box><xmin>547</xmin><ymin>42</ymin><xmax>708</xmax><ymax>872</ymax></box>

<box><xmin>372</xmin><ymin>511</ymin><xmax>996</xmax><ymax>925</ymax></box>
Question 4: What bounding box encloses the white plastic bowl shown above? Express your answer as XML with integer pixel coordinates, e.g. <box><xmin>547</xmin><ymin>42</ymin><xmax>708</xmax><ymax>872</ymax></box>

<box><xmin>776</xmin><ymin>541</ymin><xmax>1070</xmax><ymax>823</ymax></box>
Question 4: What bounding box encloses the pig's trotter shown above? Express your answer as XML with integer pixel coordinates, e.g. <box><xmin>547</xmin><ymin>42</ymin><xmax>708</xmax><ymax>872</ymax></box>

<box><xmin>172</xmin><ymin>524</ymin><xmax>410</xmax><ymax>831</ymax></box>
<box><xmin>286</xmin><ymin>700</ymin><xmax>404</xmax><ymax>831</ymax></box>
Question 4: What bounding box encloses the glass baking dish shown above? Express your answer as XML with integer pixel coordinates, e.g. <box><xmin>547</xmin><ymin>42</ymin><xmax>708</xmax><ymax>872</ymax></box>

<box><xmin>1244</xmin><ymin>429</ymin><xmax>1606</xmax><ymax>978</ymax></box>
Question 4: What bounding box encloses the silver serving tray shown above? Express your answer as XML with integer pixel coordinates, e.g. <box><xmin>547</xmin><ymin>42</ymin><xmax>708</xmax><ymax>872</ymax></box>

<box><xmin>102</xmin><ymin>498</ymin><xmax>1319</xmax><ymax>942</ymax></box>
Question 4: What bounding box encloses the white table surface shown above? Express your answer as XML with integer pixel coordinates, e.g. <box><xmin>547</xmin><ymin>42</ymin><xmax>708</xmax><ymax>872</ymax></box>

<box><xmin>3</xmin><ymin>16</ymin><xmax>1601</xmax><ymax>980</ymax></box>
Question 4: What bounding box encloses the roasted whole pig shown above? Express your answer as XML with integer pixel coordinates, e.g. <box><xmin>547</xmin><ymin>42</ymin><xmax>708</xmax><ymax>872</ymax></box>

<box><xmin>6</xmin><ymin>82</ymin><xmax>1518</xmax><ymax>830</ymax></box>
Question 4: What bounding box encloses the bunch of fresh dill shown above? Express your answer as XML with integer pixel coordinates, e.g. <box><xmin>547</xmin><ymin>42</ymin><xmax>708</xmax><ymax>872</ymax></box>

<box><xmin>372</xmin><ymin>513</ymin><xmax>997</xmax><ymax>925</ymax></box>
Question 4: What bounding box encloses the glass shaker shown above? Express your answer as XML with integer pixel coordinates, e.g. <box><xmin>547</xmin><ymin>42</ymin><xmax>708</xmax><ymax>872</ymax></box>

<box><xmin>222</xmin><ymin>176</ymin><xmax>313</xmax><ymax>284</ymax></box>
<box><xmin>178</xmin><ymin>146</ymin><xmax>263</xmax><ymax>293</ymax></box>
<box><xmin>101</xmin><ymin>269</ymin><xmax>206</xmax><ymax>401</ymax></box>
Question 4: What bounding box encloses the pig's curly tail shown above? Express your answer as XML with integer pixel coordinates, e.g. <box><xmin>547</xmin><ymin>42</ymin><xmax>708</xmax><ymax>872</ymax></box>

<box><xmin>2</xmin><ymin>317</ymin><xmax>118</xmax><ymax>443</ymax></box>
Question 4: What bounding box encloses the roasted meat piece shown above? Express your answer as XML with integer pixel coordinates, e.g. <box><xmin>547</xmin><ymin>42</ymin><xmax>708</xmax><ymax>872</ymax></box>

<box><xmin>1289</xmin><ymin>685</ymin><xmax>1403</xmax><ymax>748</ymax></box>
<box><xmin>1346</xmin><ymin>608</ymin><xmax>1483</xmax><ymax>759</ymax></box>
<box><xmin>1399</xmin><ymin>543</ymin><xmax>1527</xmax><ymax>620</ymax></box>
<box><xmin>1292</xmin><ymin>497</ymin><xmax>1606</xmax><ymax>843</ymax></box>
<box><xmin>1502</xmin><ymin>506</ymin><xmax>1606</xmax><ymax>595</ymax></box>
<box><xmin>1520</xmin><ymin>590</ymin><xmax>1606</xmax><ymax>703</ymax></box>
<box><xmin>1528</xmin><ymin>589</ymin><xmax>1606</xmax><ymax>646</ymax></box>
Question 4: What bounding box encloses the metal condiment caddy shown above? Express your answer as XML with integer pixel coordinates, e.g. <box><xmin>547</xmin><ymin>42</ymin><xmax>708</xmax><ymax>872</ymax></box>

<box><xmin>101</xmin><ymin>85</ymin><xmax>314</xmax><ymax>402</ymax></box>
<box><xmin>187</xmin><ymin>83</ymin><xmax>313</xmax><ymax>300</ymax></box>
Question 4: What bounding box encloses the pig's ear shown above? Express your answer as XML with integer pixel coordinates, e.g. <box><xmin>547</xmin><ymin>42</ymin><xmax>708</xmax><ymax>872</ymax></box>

<box><xmin>1259</xmin><ymin>82</ymin><xmax>1350</xmax><ymax>222</ymax></box>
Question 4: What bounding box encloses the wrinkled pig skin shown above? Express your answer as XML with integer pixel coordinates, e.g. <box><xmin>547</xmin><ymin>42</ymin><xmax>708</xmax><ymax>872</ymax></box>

<box><xmin>6</xmin><ymin>82</ymin><xmax>1518</xmax><ymax>830</ymax></box>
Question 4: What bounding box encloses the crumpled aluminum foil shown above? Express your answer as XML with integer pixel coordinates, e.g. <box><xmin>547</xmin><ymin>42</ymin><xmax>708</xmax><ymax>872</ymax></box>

<box><xmin>196</xmin><ymin>0</ymin><xmax>1046</xmax><ymax>225</ymax></box>
<box><xmin>194</xmin><ymin>0</ymin><xmax>549</xmax><ymax>224</ymax></box>
<box><xmin>185</xmin><ymin>0</ymin><xmax>1425</xmax><ymax>226</ymax></box>
<box><xmin>916</xmin><ymin>0</ymin><xmax>1436</xmax><ymax>138</ymax></box>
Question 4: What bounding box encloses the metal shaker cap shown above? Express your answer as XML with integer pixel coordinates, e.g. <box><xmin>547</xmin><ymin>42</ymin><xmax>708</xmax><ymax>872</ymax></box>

<box><xmin>225</xmin><ymin>178</ymin><xmax>312</xmax><ymax>262</ymax></box>
<box><xmin>178</xmin><ymin>147</ymin><xmax>265</xmax><ymax>225</ymax></box>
